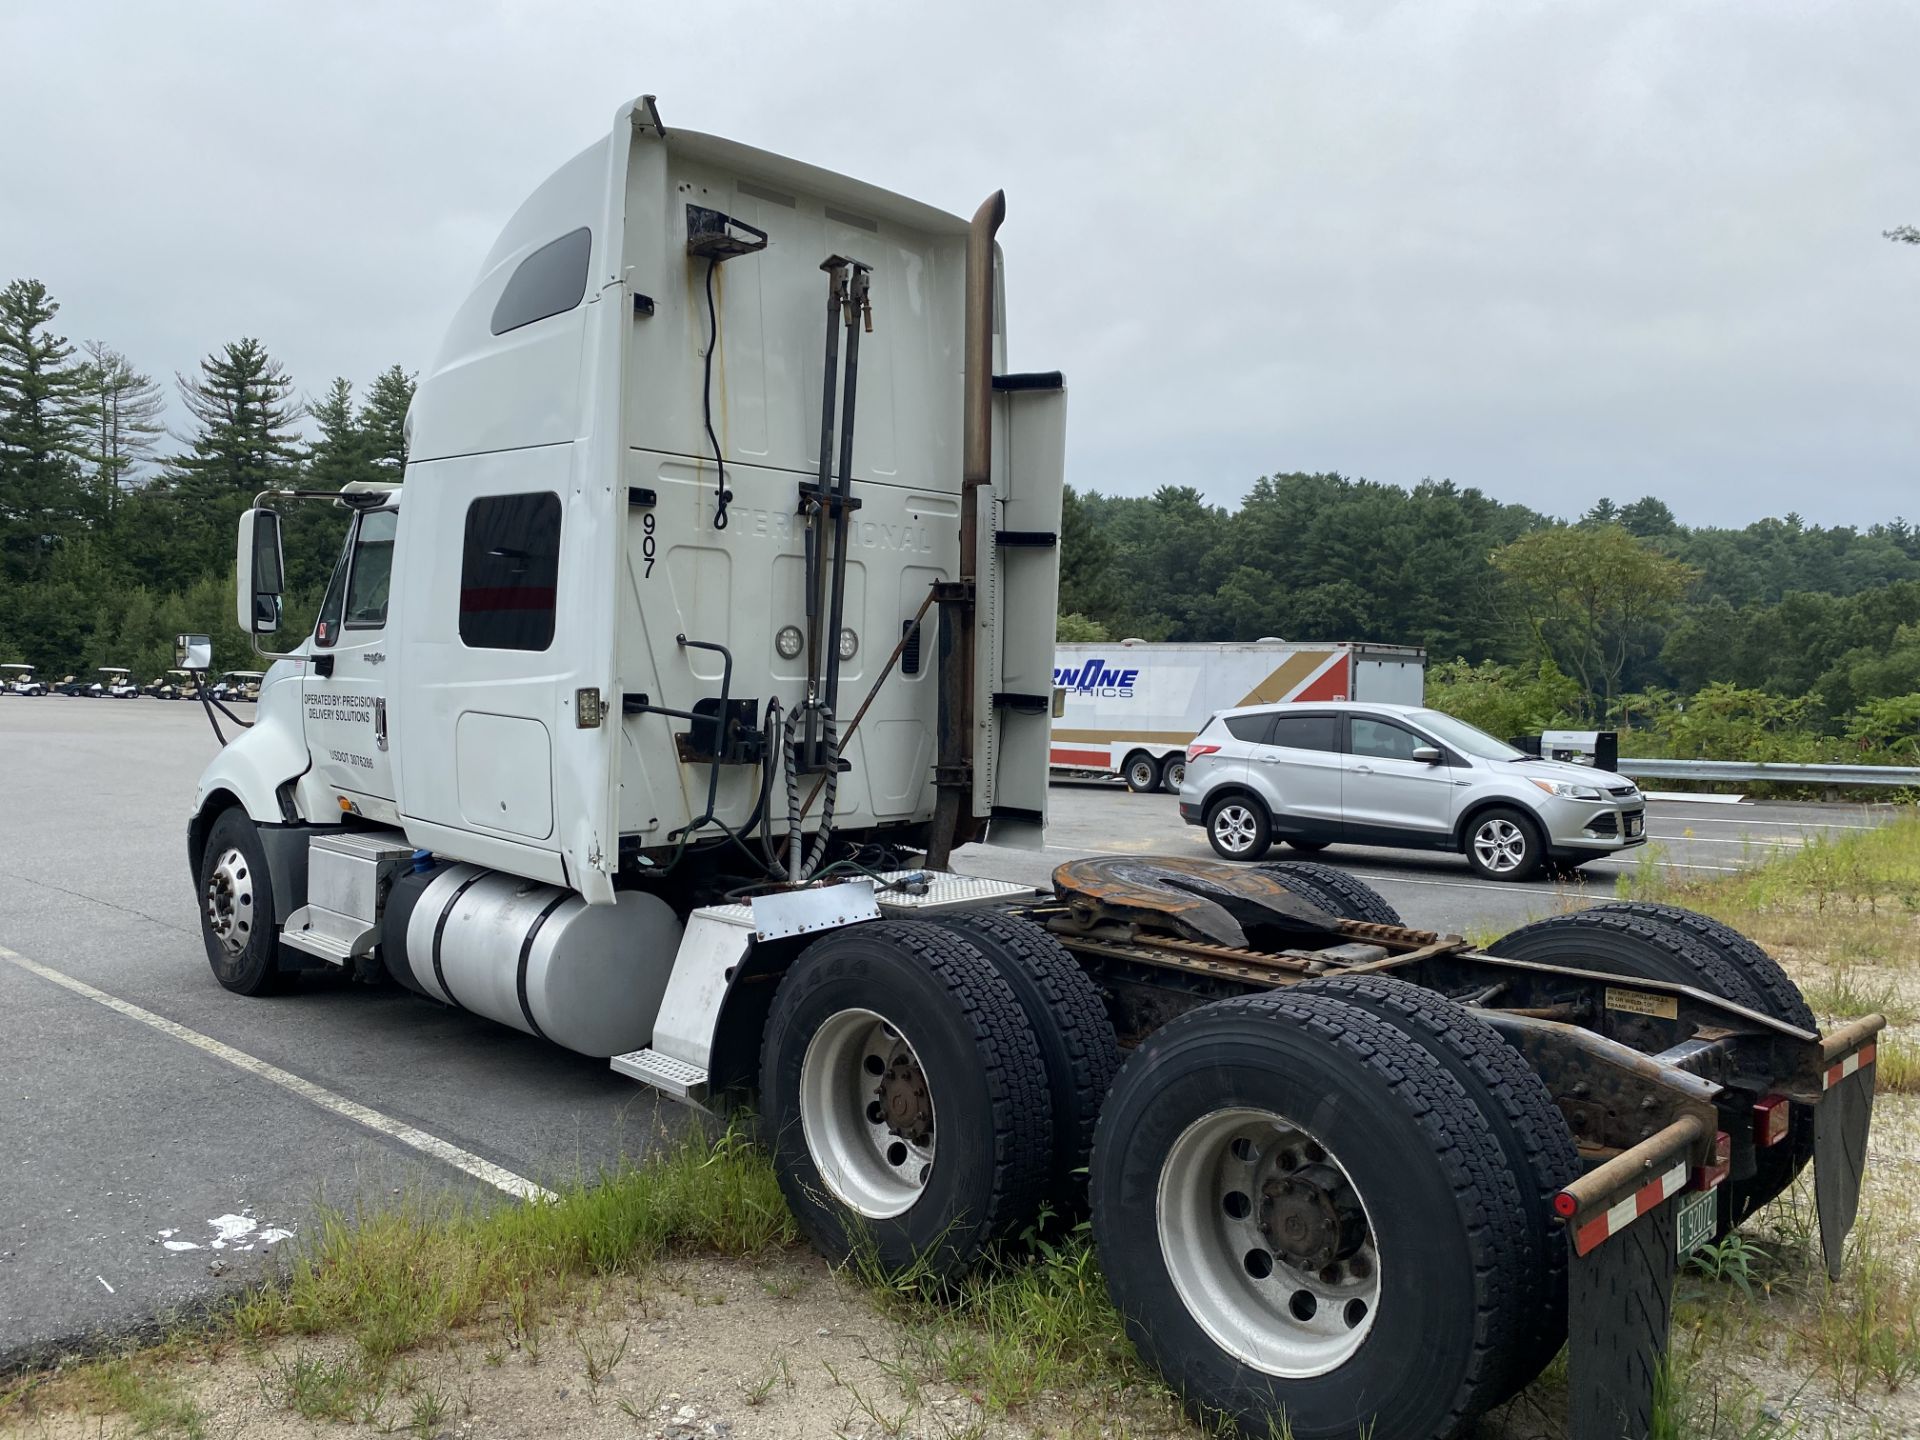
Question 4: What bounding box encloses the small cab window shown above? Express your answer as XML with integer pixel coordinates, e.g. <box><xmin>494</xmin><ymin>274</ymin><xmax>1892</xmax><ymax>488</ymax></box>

<box><xmin>1349</xmin><ymin>715</ymin><xmax>1424</xmax><ymax>762</ymax></box>
<box><xmin>1224</xmin><ymin>714</ymin><xmax>1273</xmax><ymax>743</ymax></box>
<box><xmin>1271</xmin><ymin>713</ymin><xmax>1338</xmax><ymax>752</ymax></box>
<box><xmin>460</xmin><ymin>493</ymin><xmax>561</xmax><ymax>651</ymax></box>
<box><xmin>489</xmin><ymin>228</ymin><xmax>592</xmax><ymax>335</ymax></box>
<box><xmin>344</xmin><ymin>511</ymin><xmax>398</xmax><ymax>629</ymax></box>
<box><xmin>314</xmin><ymin>536</ymin><xmax>352</xmax><ymax>648</ymax></box>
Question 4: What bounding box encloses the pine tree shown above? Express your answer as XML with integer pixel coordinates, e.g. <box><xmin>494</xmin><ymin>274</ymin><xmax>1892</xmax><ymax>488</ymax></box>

<box><xmin>79</xmin><ymin>339</ymin><xmax>165</xmax><ymax>513</ymax></box>
<box><xmin>305</xmin><ymin>376</ymin><xmax>372</xmax><ymax>491</ymax></box>
<box><xmin>0</xmin><ymin>279</ymin><xmax>96</xmax><ymax>579</ymax></box>
<box><xmin>358</xmin><ymin>363</ymin><xmax>415</xmax><ymax>478</ymax></box>
<box><xmin>168</xmin><ymin>338</ymin><xmax>304</xmax><ymax>496</ymax></box>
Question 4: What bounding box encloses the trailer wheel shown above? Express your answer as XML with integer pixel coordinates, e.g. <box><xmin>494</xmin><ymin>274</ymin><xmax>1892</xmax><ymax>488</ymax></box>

<box><xmin>1489</xmin><ymin>908</ymin><xmax>1813</xmax><ymax>1230</ymax></box>
<box><xmin>1292</xmin><ymin>974</ymin><xmax>1579</xmax><ymax>1399</ymax></box>
<box><xmin>196</xmin><ymin>808</ymin><xmax>288</xmax><ymax>996</ymax></box>
<box><xmin>1123</xmin><ymin>752</ymin><xmax>1162</xmax><ymax>793</ymax></box>
<box><xmin>1205</xmin><ymin>796</ymin><xmax>1272</xmax><ymax>861</ymax></box>
<box><xmin>925</xmin><ymin>910</ymin><xmax>1121</xmax><ymax>1217</ymax></box>
<box><xmin>1158</xmin><ymin>757</ymin><xmax>1185</xmax><ymax>793</ymax></box>
<box><xmin>1463</xmin><ymin>806</ymin><xmax>1546</xmax><ymax>881</ymax></box>
<box><xmin>1256</xmin><ymin>862</ymin><xmax>1404</xmax><ymax>927</ymax></box>
<box><xmin>760</xmin><ymin>919</ymin><xmax>1051</xmax><ymax>1279</ymax></box>
<box><xmin>1092</xmin><ymin>991</ymin><xmax>1530</xmax><ymax>1438</ymax></box>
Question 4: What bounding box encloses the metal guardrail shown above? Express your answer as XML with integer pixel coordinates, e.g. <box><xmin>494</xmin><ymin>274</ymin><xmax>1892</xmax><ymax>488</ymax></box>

<box><xmin>1616</xmin><ymin>758</ymin><xmax>1920</xmax><ymax>788</ymax></box>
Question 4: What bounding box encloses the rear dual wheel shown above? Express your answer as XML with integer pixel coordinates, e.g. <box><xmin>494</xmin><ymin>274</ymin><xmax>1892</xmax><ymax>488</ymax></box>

<box><xmin>761</xmin><ymin>915</ymin><xmax>1114</xmax><ymax>1276</ymax></box>
<box><xmin>1092</xmin><ymin>989</ymin><xmax>1555</xmax><ymax>1438</ymax></box>
<box><xmin>1491</xmin><ymin>903</ymin><xmax>1815</xmax><ymax>1231</ymax></box>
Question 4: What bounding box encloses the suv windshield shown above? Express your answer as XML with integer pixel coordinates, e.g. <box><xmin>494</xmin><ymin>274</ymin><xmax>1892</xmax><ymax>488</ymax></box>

<box><xmin>1407</xmin><ymin>709</ymin><xmax>1525</xmax><ymax>761</ymax></box>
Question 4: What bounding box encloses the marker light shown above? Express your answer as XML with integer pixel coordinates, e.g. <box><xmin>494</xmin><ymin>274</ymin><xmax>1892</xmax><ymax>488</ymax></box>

<box><xmin>776</xmin><ymin>625</ymin><xmax>804</xmax><ymax>660</ymax></box>
<box><xmin>838</xmin><ymin>628</ymin><xmax>858</xmax><ymax>662</ymax></box>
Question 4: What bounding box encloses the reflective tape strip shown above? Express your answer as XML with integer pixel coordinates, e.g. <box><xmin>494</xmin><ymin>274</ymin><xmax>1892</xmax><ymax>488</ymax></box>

<box><xmin>1571</xmin><ymin>1162</ymin><xmax>1688</xmax><ymax>1257</ymax></box>
<box><xmin>1824</xmin><ymin>1042</ymin><xmax>1878</xmax><ymax>1091</ymax></box>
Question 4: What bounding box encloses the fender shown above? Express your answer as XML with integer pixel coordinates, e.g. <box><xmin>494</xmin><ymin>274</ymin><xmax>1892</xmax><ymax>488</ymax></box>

<box><xmin>188</xmin><ymin>660</ymin><xmax>331</xmax><ymax>837</ymax></box>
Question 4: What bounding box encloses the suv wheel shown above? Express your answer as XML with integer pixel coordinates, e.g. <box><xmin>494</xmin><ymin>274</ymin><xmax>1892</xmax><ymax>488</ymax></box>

<box><xmin>1206</xmin><ymin>797</ymin><xmax>1272</xmax><ymax>861</ymax></box>
<box><xmin>1463</xmin><ymin>807</ymin><xmax>1545</xmax><ymax>882</ymax></box>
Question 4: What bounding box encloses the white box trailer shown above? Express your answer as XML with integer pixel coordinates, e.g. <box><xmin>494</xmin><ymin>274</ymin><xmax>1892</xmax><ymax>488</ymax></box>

<box><xmin>1051</xmin><ymin>639</ymin><xmax>1426</xmax><ymax>792</ymax></box>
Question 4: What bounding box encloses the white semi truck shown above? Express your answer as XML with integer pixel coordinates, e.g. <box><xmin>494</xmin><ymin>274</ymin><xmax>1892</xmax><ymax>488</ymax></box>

<box><xmin>182</xmin><ymin>96</ymin><xmax>1881</xmax><ymax>1440</ymax></box>
<box><xmin>1052</xmin><ymin>639</ymin><xmax>1426</xmax><ymax>792</ymax></box>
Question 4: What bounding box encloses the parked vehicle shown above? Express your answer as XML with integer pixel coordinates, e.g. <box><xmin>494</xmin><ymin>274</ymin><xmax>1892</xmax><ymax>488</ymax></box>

<box><xmin>208</xmin><ymin>670</ymin><xmax>264</xmax><ymax>703</ymax></box>
<box><xmin>96</xmin><ymin>666</ymin><xmax>141</xmax><ymax>699</ymax></box>
<box><xmin>1052</xmin><ymin>640</ymin><xmax>1425</xmax><ymax>794</ymax></box>
<box><xmin>1181</xmin><ymin>699</ymin><xmax>1645</xmax><ymax>880</ymax></box>
<box><xmin>52</xmin><ymin>674</ymin><xmax>90</xmax><ymax>697</ymax></box>
<box><xmin>175</xmin><ymin>96</ymin><xmax>1877</xmax><ymax>1440</ymax></box>
<box><xmin>1</xmin><ymin>663</ymin><xmax>46</xmax><ymax>697</ymax></box>
<box><xmin>144</xmin><ymin>670</ymin><xmax>194</xmax><ymax>700</ymax></box>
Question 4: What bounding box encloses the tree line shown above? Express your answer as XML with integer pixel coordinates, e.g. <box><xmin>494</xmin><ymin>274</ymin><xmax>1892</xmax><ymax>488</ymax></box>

<box><xmin>1062</xmin><ymin>478</ymin><xmax>1920</xmax><ymax>762</ymax></box>
<box><xmin>0</xmin><ymin>277</ymin><xmax>405</xmax><ymax>684</ymax></box>
<box><xmin>5</xmin><ymin>268</ymin><xmax>1915</xmax><ymax>764</ymax></box>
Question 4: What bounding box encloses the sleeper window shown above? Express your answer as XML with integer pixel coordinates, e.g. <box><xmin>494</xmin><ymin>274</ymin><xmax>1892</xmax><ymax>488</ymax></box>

<box><xmin>460</xmin><ymin>493</ymin><xmax>561</xmax><ymax>651</ymax></box>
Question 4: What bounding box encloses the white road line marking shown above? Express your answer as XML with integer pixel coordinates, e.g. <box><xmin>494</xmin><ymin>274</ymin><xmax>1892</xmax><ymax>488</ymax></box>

<box><xmin>0</xmin><ymin>944</ymin><xmax>555</xmax><ymax>1204</ymax></box>
<box><xmin>1643</xmin><ymin>832</ymin><xmax>1804</xmax><ymax>846</ymax></box>
<box><xmin>1642</xmin><ymin>814</ymin><xmax>1877</xmax><ymax>830</ymax></box>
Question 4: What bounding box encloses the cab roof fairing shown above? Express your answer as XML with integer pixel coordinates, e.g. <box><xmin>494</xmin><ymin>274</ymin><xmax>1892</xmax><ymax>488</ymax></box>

<box><xmin>406</xmin><ymin>94</ymin><xmax>988</xmax><ymax>469</ymax></box>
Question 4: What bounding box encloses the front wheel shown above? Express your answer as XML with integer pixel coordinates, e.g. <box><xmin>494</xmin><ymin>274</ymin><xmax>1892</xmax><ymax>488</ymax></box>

<box><xmin>196</xmin><ymin>808</ymin><xmax>288</xmax><ymax>996</ymax></box>
<box><xmin>1463</xmin><ymin>807</ymin><xmax>1546</xmax><ymax>881</ymax></box>
<box><xmin>1206</xmin><ymin>797</ymin><xmax>1272</xmax><ymax>861</ymax></box>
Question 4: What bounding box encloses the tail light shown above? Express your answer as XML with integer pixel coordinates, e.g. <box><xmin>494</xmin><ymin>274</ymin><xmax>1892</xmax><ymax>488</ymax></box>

<box><xmin>1186</xmin><ymin>742</ymin><xmax>1221</xmax><ymax>764</ymax></box>
<box><xmin>1692</xmin><ymin>1129</ymin><xmax>1732</xmax><ymax>1191</ymax></box>
<box><xmin>1754</xmin><ymin>1094</ymin><xmax>1791</xmax><ymax>1148</ymax></box>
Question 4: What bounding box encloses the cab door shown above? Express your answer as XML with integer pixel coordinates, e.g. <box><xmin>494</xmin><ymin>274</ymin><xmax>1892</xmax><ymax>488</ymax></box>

<box><xmin>303</xmin><ymin>508</ymin><xmax>397</xmax><ymax>816</ymax></box>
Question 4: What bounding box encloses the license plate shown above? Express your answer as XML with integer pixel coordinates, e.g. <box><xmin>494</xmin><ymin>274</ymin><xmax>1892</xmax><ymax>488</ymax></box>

<box><xmin>1676</xmin><ymin>1188</ymin><xmax>1716</xmax><ymax>1257</ymax></box>
<box><xmin>1625</xmin><ymin>812</ymin><xmax>1644</xmax><ymax>838</ymax></box>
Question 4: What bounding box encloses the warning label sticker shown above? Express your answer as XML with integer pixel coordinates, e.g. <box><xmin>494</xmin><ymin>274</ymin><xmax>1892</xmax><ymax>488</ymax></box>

<box><xmin>1604</xmin><ymin>986</ymin><xmax>1679</xmax><ymax>1020</ymax></box>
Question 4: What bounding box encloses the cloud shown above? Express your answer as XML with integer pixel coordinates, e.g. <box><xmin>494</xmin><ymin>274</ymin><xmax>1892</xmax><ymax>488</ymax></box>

<box><xmin>3</xmin><ymin>0</ymin><xmax>1914</xmax><ymax>526</ymax></box>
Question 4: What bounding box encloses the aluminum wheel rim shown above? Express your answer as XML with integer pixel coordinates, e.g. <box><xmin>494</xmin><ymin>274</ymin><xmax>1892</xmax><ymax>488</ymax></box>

<box><xmin>1212</xmin><ymin>804</ymin><xmax>1260</xmax><ymax>855</ymax></box>
<box><xmin>799</xmin><ymin>1008</ymin><xmax>937</xmax><ymax>1220</ymax></box>
<box><xmin>1157</xmin><ymin>1107</ymin><xmax>1381</xmax><ymax>1378</ymax></box>
<box><xmin>204</xmin><ymin>846</ymin><xmax>255</xmax><ymax>957</ymax></box>
<box><xmin>1472</xmin><ymin>818</ymin><xmax>1528</xmax><ymax>873</ymax></box>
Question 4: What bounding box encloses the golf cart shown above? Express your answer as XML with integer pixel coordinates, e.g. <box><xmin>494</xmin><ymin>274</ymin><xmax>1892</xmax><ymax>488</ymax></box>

<box><xmin>1</xmin><ymin>663</ymin><xmax>45</xmax><ymax>697</ymax></box>
<box><xmin>96</xmin><ymin>666</ymin><xmax>141</xmax><ymax>699</ymax></box>
<box><xmin>144</xmin><ymin>670</ymin><xmax>193</xmax><ymax>700</ymax></box>
<box><xmin>53</xmin><ymin>674</ymin><xmax>90</xmax><ymax>697</ymax></box>
<box><xmin>209</xmin><ymin>670</ymin><xmax>264</xmax><ymax>704</ymax></box>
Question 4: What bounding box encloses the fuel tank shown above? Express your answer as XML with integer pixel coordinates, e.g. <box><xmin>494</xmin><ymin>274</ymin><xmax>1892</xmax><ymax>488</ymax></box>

<box><xmin>386</xmin><ymin>863</ymin><xmax>682</xmax><ymax>1057</ymax></box>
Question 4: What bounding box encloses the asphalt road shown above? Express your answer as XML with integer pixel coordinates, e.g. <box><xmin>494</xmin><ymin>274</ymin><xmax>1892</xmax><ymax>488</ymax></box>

<box><xmin>0</xmin><ymin>699</ymin><xmax>1891</xmax><ymax>1369</ymax></box>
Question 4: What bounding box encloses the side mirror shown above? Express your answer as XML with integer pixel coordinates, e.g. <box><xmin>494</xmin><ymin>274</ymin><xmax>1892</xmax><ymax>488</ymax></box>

<box><xmin>236</xmin><ymin>508</ymin><xmax>285</xmax><ymax>634</ymax></box>
<box><xmin>175</xmin><ymin>634</ymin><xmax>212</xmax><ymax>671</ymax></box>
<box><xmin>1411</xmin><ymin>745</ymin><xmax>1443</xmax><ymax>765</ymax></box>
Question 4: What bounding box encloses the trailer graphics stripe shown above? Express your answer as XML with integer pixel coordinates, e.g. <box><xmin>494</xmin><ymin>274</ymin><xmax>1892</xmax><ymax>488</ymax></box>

<box><xmin>1824</xmin><ymin>1042</ymin><xmax>1877</xmax><ymax>1090</ymax></box>
<box><xmin>1567</xmin><ymin>1162</ymin><xmax>1688</xmax><ymax>1257</ymax></box>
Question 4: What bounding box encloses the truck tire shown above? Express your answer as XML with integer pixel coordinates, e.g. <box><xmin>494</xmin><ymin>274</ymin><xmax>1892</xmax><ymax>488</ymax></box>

<box><xmin>1123</xmin><ymin>752</ymin><xmax>1162</xmax><ymax>794</ymax></box>
<box><xmin>1581</xmin><ymin>901</ymin><xmax>1815</xmax><ymax>1031</ymax></box>
<box><xmin>1158</xmin><ymin>757</ymin><xmax>1185</xmax><ymax>794</ymax></box>
<box><xmin>1256</xmin><ymin>861</ymin><xmax>1404</xmax><ymax>927</ymax></box>
<box><xmin>1291</xmin><ymin>975</ymin><xmax>1580</xmax><ymax>1400</ymax></box>
<box><xmin>924</xmin><ymin>909</ymin><xmax>1121</xmax><ymax>1217</ymax></box>
<box><xmin>1463</xmin><ymin>806</ymin><xmax>1547</xmax><ymax>882</ymax></box>
<box><xmin>196</xmin><ymin>808</ymin><xmax>288</xmax><ymax>996</ymax></box>
<box><xmin>1205</xmin><ymin>796</ymin><xmax>1272</xmax><ymax>861</ymax></box>
<box><xmin>1488</xmin><ymin>908</ymin><xmax>1812</xmax><ymax>1230</ymax></box>
<box><xmin>1091</xmin><ymin>991</ymin><xmax>1531</xmax><ymax>1439</ymax></box>
<box><xmin>760</xmin><ymin>919</ymin><xmax>1052</xmax><ymax>1280</ymax></box>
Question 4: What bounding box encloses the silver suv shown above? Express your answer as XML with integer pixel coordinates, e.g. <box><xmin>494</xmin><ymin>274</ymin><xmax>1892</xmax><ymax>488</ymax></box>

<box><xmin>1178</xmin><ymin>701</ymin><xmax>1645</xmax><ymax>881</ymax></box>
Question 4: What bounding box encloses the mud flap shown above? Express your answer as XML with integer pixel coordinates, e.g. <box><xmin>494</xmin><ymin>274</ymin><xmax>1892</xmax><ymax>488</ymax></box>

<box><xmin>1815</xmin><ymin>1058</ymin><xmax>1876</xmax><ymax>1281</ymax></box>
<box><xmin>1566</xmin><ymin>1192</ymin><xmax>1679</xmax><ymax>1440</ymax></box>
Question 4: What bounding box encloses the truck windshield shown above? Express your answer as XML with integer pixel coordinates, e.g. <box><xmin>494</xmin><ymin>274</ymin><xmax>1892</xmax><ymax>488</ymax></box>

<box><xmin>1407</xmin><ymin>709</ymin><xmax>1525</xmax><ymax>761</ymax></box>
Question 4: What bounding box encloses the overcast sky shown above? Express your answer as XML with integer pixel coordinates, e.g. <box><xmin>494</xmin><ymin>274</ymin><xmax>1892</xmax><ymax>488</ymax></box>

<box><xmin>4</xmin><ymin>0</ymin><xmax>1916</xmax><ymax>528</ymax></box>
